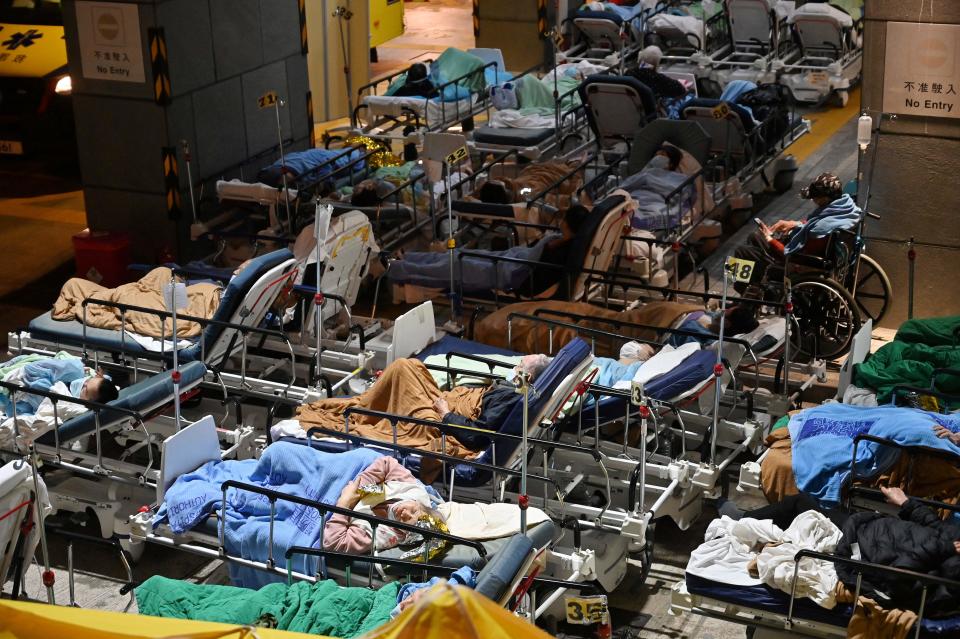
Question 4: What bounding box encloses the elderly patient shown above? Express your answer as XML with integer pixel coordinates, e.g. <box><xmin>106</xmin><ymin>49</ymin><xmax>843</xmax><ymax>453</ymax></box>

<box><xmin>1</xmin><ymin>354</ymin><xmax>118</xmax><ymax>417</ymax></box>
<box><xmin>295</xmin><ymin>354</ymin><xmax>552</xmax><ymax>473</ymax></box>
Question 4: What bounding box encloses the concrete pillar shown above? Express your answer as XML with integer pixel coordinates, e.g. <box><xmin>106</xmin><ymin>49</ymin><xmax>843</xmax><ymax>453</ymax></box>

<box><xmin>861</xmin><ymin>1</ymin><xmax>960</xmax><ymax>325</ymax></box>
<box><xmin>305</xmin><ymin>0</ymin><xmax>371</xmax><ymax>125</ymax></box>
<box><xmin>62</xmin><ymin>0</ymin><xmax>312</xmax><ymax>262</ymax></box>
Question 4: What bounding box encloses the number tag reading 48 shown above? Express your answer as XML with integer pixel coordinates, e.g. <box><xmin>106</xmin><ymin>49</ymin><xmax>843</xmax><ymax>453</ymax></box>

<box><xmin>724</xmin><ymin>257</ymin><xmax>755</xmax><ymax>284</ymax></box>
<box><xmin>565</xmin><ymin>594</ymin><xmax>610</xmax><ymax>625</ymax></box>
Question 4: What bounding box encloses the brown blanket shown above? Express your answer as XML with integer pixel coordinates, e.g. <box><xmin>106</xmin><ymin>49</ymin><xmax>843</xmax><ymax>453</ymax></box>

<box><xmin>297</xmin><ymin>359</ymin><xmax>487</xmax><ymax>479</ymax></box>
<box><xmin>835</xmin><ymin>583</ymin><xmax>917</xmax><ymax>639</ymax></box>
<box><xmin>761</xmin><ymin>429</ymin><xmax>960</xmax><ymax>515</ymax></box>
<box><xmin>502</xmin><ymin>160</ymin><xmax>584</xmax><ymax>211</ymax></box>
<box><xmin>474</xmin><ymin>300</ymin><xmax>700</xmax><ymax>357</ymax></box>
<box><xmin>52</xmin><ymin>267</ymin><xmax>222</xmax><ymax>339</ymax></box>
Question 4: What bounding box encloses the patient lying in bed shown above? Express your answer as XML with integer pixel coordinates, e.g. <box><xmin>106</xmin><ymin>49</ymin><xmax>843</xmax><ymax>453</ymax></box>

<box><xmin>324</xmin><ymin>455</ymin><xmax>548</xmax><ymax>555</ymax></box>
<box><xmin>290</xmin><ymin>355</ymin><xmax>552</xmax><ymax>478</ymax></box>
<box><xmin>0</xmin><ymin>353</ymin><xmax>119</xmax><ymax>445</ymax></box>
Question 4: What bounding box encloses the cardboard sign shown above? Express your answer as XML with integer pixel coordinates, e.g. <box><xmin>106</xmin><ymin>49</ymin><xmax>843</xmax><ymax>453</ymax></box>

<box><xmin>564</xmin><ymin>594</ymin><xmax>609</xmax><ymax>625</ymax></box>
<box><xmin>165</xmin><ymin>281</ymin><xmax>188</xmax><ymax>312</ymax></box>
<box><xmin>724</xmin><ymin>257</ymin><xmax>756</xmax><ymax>284</ymax></box>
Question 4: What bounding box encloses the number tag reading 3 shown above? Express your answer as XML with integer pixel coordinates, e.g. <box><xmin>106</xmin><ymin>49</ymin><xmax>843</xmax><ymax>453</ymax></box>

<box><xmin>564</xmin><ymin>594</ymin><xmax>610</xmax><ymax>625</ymax></box>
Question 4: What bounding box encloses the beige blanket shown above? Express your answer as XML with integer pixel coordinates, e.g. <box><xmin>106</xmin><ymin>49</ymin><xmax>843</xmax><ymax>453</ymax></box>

<box><xmin>51</xmin><ymin>267</ymin><xmax>222</xmax><ymax>338</ymax></box>
<box><xmin>473</xmin><ymin>300</ymin><xmax>700</xmax><ymax>357</ymax></box>
<box><xmin>296</xmin><ymin>358</ymin><xmax>488</xmax><ymax>480</ymax></box>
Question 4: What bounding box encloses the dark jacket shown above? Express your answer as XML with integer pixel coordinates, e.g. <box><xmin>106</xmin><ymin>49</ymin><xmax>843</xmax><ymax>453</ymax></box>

<box><xmin>629</xmin><ymin>68</ymin><xmax>686</xmax><ymax>99</ymax></box>
<box><xmin>441</xmin><ymin>383</ymin><xmax>519</xmax><ymax>449</ymax></box>
<box><xmin>835</xmin><ymin>499</ymin><xmax>960</xmax><ymax>616</ymax></box>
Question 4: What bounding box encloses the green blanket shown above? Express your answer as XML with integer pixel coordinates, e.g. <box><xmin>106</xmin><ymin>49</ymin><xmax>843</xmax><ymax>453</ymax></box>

<box><xmin>854</xmin><ymin>341</ymin><xmax>960</xmax><ymax>405</ymax></box>
<box><xmin>136</xmin><ymin>576</ymin><xmax>400</xmax><ymax>638</ymax></box>
<box><xmin>894</xmin><ymin>315</ymin><xmax>960</xmax><ymax>348</ymax></box>
<box><xmin>433</xmin><ymin>47</ymin><xmax>487</xmax><ymax>92</ymax></box>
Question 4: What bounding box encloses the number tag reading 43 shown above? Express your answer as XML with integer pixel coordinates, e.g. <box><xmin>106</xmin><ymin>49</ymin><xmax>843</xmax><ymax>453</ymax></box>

<box><xmin>724</xmin><ymin>257</ymin><xmax>755</xmax><ymax>284</ymax></box>
<box><xmin>565</xmin><ymin>594</ymin><xmax>609</xmax><ymax>625</ymax></box>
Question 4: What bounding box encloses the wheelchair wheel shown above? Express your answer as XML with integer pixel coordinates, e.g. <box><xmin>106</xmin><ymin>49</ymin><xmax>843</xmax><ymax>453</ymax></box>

<box><xmin>851</xmin><ymin>254</ymin><xmax>892</xmax><ymax>325</ymax></box>
<box><xmin>789</xmin><ymin>277</ymin><xmax>862</xmax><ymax>360</ymax></box>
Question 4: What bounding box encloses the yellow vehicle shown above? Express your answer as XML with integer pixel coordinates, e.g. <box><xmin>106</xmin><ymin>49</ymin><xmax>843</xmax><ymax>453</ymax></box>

<box><xmin>0</xmin><ymin>0</ymin><xmax>73</xmax><ymax>159</ymax></box>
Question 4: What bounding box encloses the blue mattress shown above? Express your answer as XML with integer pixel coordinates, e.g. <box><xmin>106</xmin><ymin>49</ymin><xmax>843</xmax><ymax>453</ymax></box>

<box><xmin>27</xmin><ymin>249</ymin><xmax>293</xmax><ymax>363</ymax></box>
<box><xmin>686</xmin><ymin>573</ymin><xmax>960</xmax><ymax>637</ymax></box>
<box><xmin>37</xmin><ymin>361</ymin><xmax>207</xmax><ymax>444</ymax></box>
<box><xmin>415</xmin><ymin>335</ymin><xmax>520</xmax><ymax>361</ymax></box>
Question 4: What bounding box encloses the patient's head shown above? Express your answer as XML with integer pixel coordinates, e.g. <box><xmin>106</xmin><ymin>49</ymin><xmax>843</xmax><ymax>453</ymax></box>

<box><xmin>387</xmin><ymin>500</ymin><xmax>445</xmax><ymax>526</ymax></box>
<box><xmin>515</xmin><ymin>354</ymin><xmax>552</xmax><ymax>382</ymax></box>
<box><xmin>478</xmin><ymin>180</ymin><xmax>513</xmax><ymax>204</ymax></box>
<box><xmin>561</xmin><ymin>205</ymin><xmax>590</xmax><ymax>238</ymax></box>
<box><xmin>351</xmin><ymin>181</ymin><xmax>381</xmax><ymax>207</ymax></box>
<box><xmin>656</xmin><ymin>144</ymin><xmax>683</xmax><ymax>172</ymax></box>
<box><xmin>709</xmin><ymin>305</ymin><xmax>758</xmax><ymax>336</ymax></box>
<box><xmin>637</xmin><ymin>45</ymin><xmax>664</xmax><ymax>70</ymax></box>
<box><xmin>78</xmin><ymin>374</ymin><xmax>119</xmax><ymax>404</ymax></box>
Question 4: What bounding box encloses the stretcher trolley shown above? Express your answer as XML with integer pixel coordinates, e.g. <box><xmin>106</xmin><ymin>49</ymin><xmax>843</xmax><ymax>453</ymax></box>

<box><xmin>710</xmin><ymin>0</ymin><xmax>799</xmax><ymax>89</ymax></box>
<box><xmin>778</xmin><ymin>3</ymin><xmax>863</xmax><ymax>106</ymax></box>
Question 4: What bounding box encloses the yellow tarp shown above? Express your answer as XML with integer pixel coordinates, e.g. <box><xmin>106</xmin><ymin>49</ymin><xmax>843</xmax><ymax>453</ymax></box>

<box><xmin>0</xmin><ymin>599</ymin><xmax>327</xmax><ymax>639</ymax></box>
<box><xmin>359</xmin><ymin>583</ymin><xmax>553</xmax><ymax>639</ymax></box>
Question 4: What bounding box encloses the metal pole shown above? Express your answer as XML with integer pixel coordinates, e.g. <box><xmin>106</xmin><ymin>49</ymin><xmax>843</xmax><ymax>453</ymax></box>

<box><xmin>518</xmin><ymin>369</ymin><xmax>530</xmax><ymax>534</ymax></box>
<box><xmin>711</xmin><ymin>266</ymin><xmax>728</xmax><ymax>466</ymax></box>
<box><xmin>444</xmin><ymin>160</ymin><xmax>458</xmax><ymax>324</ymax></box>
<box><xmin>29</xmin><ymin>448</ymin><xmax>55</xmax><ymax>604</ymax></box>
<box><xmin>782</xmin><ymin>283</ymin><xmax>793</xmax><ymax>396</ymax></box>
<box><xmin>181</xmin><ymin>140</ymin><xmax>198</xmax><ymax>225</ymax></box>
<box><xmin>907</xmin><ymin>238</ymin><xmax>916</xmax><ymax>320</ymax></box>
<box><xmin>170</xmin><ymin>275</ymin><xmax>181</xmax><ymax>431</ymax></box>
<box><xmin>275</xmin><ymin>98</ymin><xmax>292</xmax><ymax>233</ymax></box>
<box><xmin>314</xmin><ymin>204</ymin><xmax>326</xmax><ymax>388</ymax></box>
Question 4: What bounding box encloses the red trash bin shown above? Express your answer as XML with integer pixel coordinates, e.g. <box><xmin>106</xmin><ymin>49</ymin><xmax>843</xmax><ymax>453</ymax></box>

<box><xmin>72</xmin><ymin>230</ymin><xmax>132</xmax><ymax>288</ymax></box>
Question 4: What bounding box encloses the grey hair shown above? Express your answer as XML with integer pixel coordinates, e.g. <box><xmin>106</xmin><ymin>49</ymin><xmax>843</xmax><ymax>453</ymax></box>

<box><xmin>637</xmin><ymin>45</ymin><xmax>663</xmax><ymax>69</ymax></box>
<box><xmin>526</xmin><ymin>354</ymin><xmax>552</xmax><ymax>381</ymax></box>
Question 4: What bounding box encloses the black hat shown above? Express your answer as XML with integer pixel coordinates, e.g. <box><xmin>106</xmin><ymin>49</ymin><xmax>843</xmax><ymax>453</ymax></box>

<box><xmin>800</xmin><ymin>172</ymin><xmax>843</xmax><ymax>200</ymax></box>
<box><xmin>406</xmin><ymin>63</ymin><xmax>430</xmax><ymax>85</ymax></box>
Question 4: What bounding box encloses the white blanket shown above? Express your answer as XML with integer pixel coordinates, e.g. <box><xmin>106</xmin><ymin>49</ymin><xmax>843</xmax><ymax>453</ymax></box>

<box><xmin>686</xmin><ymin>511</ymin><xmax>841</xmax><ymax>608</ymax></box>
<box><xmin>0</xmin><ymin>381</ymin><xmax>88</xmax><ymax>450</ymax></box>
<box><xmin>788</xmin><ymin>2</ymin><xmax>853</xmax><ymax>27</ymax></box>
<box><xmin>648</xmin><ymin>13</ymin><xmax>705</xmax><ymax>44</ymax></box>
<box><xmin>614</xmin><ymin>342</ymin><xmax>700</xmax><ymax>390</ymax></box>
<box><xmin>438</xmin><ymin>501</ymin><xmax>551</xmax><ymax>540</ymax></box>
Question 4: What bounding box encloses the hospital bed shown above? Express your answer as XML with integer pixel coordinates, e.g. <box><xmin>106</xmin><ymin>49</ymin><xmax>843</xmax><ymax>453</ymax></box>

<box><xmin>778</xmin><ymin>2</ymin><xmax>863</xmax><ymax>105</ymax></box>
<box><xmin>353</xmin><ymin>49</ymin><xmax>508</xmax><ymax>140</ymax></box>
<box><xmin>129</xmin><ymin>418</ymin><xmax>585</xmax><ymax>616</ymax></box>
<box><xmin>578</xmin><ymin>75</ymin><xmax>657</xmax><ymax>157</ymax></box>
<box><xmin>0</xmin><ymin>459</ymin><xmax>49</xmax><ymax>600</ymax></box>
<box><xmin>671</xmin><ymin>488</ymin><xmax>960</xmax><ymax>638</ymax></box>
<box><xmin>649</xmin><ymin>0</ymin><xmax>732</xmax><ymax>82</ymax></box>
<box><xmin>710</xmin><ymin>0</ymin><xmax>799</xmax><ymax>89</ymax></box>
<box><xmin>0</xmin><ymin>364</ymin><xmax>240</xmax><ymax>558</ymax></box>
<box><xmin>8</xmin><ymin>249</ymin><xmax>305</xmax><ymax>401</ymax></box>
<box><xmin>561</xmin><ymin>0</ymin><xmax>664</xmax><ymax>67</ymax></box>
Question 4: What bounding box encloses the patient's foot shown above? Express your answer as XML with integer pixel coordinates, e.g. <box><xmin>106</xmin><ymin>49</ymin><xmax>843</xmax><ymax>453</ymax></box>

<box><xmin>715</xmin><ymin>498</ymin><xmax>745</xmax><ymax>521</ymax></box>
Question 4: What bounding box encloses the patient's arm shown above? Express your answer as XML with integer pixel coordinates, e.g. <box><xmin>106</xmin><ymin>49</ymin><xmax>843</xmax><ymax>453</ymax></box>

<box><xmin>323</xmin><ymin>514</ymin><xmax>373</xmax><ymax>554</ymax></box>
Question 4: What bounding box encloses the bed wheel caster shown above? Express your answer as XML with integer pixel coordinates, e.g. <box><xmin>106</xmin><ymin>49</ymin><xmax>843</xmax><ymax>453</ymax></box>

<box><xmin>831</xmin><ymin>90</ymin><xmax>849</xmax><ymax>108</ymax></box>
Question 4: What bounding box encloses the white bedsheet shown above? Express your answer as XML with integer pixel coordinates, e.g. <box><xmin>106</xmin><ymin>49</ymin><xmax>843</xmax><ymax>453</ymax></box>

<box><xmin>686</xmin><ymin>511</ymin><xmax>841</xmax><ymax>608</ymax></box>
<box><xmin>363</xmin><ymin>94</ymin><xmax>478</xmax><ymax>128</ymax></box>
<box><xmin>0</xmin><ymin>381</ymin><xmax>88</xmax><ymax>449</ymax></box>
<box><xmin>488</xmin><ymin>110</ymin><xmax>556</xmax><ymax>129</ymax></box>
<box><xmin>128</xmin><ymin>333</ymin><xmax>194</xmax><ymax>353</ymax></box>
<box><xmin>649</xmin><ymin>13</ymin><xmax>705</xmax><ymax>44</ymax></box>
<box><xmin>614</xmin><ymin>342</ymin><xmax>700</xmax><ymax>390</ymax></box>
<box><xmin>788</xmin><ymin>2</ymin><xmax>853</xmax><ymax>27</ymax></box>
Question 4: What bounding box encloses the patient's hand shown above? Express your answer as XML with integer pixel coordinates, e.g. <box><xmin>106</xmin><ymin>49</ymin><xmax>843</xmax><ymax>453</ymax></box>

<box><xmin>433</xmin><ymin>397</ymin><xmax>450</xmax><ymax>417</ymax></box>
<box><xmin>336</xmin><ymin>479</ymin><xmax>362</xmax><ymax>510</ymax></box>
<box><xmin>934</xmin><ymin>425</ymin><xmax>960</xmax><ymax>446</ymax></box>
<box><xmin>881</xmin><ymin>485</ymin><xmax>908</xmax><ymax>508</ymax></box>
<box><xmin>954</xmin><ymin>541</ymin><xmax>960</xmax><ymax>556</ymax></box>
<box><xmin>768</xmin><ymin>219</ymin><xmax>801</xmax><ymax>236</ymax></box>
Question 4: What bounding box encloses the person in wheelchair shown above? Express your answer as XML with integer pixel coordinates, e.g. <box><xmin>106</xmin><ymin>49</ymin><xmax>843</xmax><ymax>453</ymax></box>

<box><xmin>733</xmin><ymin>172</ymin><xmax>862</xmax><ymax>294</ymax></box>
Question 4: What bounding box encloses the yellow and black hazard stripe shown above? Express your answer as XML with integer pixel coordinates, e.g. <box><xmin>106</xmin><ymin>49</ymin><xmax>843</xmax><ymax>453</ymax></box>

<box><xmin>471</xmin><ymin>0</ymin><xmax>479</xmax><ymax>39</ymax></box>
<box><xmin>162</xmin><ymin>146</ymin><xmax>182</xmax><ymax>220</ymax></box>
<box><xmin>298</xmin><ymin>0</ymin><xmax>309</xmax><ymax>54</ymax></box>
<box><xmin>537</xmin><ymin>0</ymin><xmax>548</xmax><ymax>39</ymax></box>
<box><xmin>148</xmin><ymin>28</ymin><xmax>171</xmax><ymax>105</ymax></box>
<box><xmin>306</xmin><ymin>91</ymin><xmax>316</xmax><ymax>147</ymax></box>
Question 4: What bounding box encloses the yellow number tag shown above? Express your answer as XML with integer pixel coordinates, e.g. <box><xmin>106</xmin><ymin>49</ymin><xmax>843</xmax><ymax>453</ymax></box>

<box><xmin>564</xmin><ymin>594</ymin><xmax>609</xmax><ymax>626</ymax></box>
<box><xmin>630</xmin><ymin>381</ymin><xmax>643</xmax><ymax>406</ymax></box>
<box><xmin>724</xmin><ymin>257</ymin><xmax>756</xmax><ymax>284</ymax></box>
<box><xmin>712</xmin><ymin>102</ymin><xmax>731</xmax><ymax>119</ymax></box>
<box><xmin>258</xmin><ymin>91</ymin><xmax>278</xmax><ymax>109</ymax></box>
<box><xmin>444</xmin><ymin>146</ymin><xmax>468</xmax><ymax>166</ymax></box>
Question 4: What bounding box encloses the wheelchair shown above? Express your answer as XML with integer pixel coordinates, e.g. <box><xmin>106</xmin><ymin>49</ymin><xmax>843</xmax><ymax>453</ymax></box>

<box><xmin>744</xmin><ymin>226</ymin><xmax>892</xmax><ymax>360</ymax></box>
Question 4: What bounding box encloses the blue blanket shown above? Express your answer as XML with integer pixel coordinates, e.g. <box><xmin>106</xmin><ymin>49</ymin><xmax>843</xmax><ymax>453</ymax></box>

<box><xmin>1</xmin><ymin>355</ymin><xmax>87</xmax><ymax>416</ymax></box>
<box><xmin>386</xmin><ymin>233</ymin><xmax>558</xmax><ymax>292</ymax></box>
<box><xmin>783</xmin><ymin>194</ymin><xmax>861</xmax><ymax>255</ymax></box>
<box><xmin>788</xmin><ymin>404</ymin><xmax>960</xmax><ymax>507</ymax></box>
<box><xmin>156</xmin><ymin>443</ymin><xmax>384</xmax><ymax>588</ymax></box>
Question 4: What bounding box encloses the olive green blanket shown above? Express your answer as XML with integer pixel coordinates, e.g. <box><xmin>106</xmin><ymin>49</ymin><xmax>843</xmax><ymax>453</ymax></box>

<box><xmin>135</xmin><ymin>575</ymin><xmax>399</xmax><ymax>638</ymax></box>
